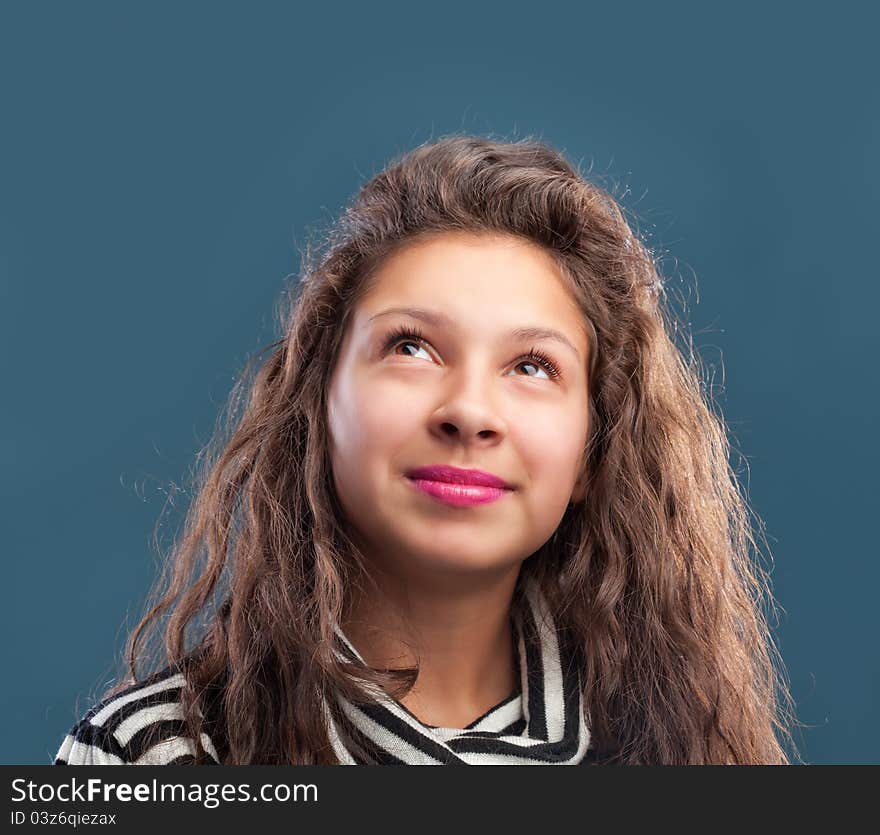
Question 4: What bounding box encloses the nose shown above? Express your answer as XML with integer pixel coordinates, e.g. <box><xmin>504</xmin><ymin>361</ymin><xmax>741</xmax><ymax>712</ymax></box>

<box><xmin>427</xmin><ymin>368</ymin><xmax>508</xmax><ymax>446</ymax></box>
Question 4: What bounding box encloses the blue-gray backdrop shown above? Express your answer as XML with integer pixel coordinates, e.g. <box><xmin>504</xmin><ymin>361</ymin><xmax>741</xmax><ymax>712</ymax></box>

<box><xmin>2</xmin><ymin>1</ymin><xmax>876</xmax><ymax>765</ymax></box>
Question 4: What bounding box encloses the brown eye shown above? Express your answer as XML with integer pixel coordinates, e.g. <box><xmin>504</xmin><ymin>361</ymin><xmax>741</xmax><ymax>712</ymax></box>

<box><xmin>515</xmin><ymin>360</ymin><xmax>546</xmax><ymax>378</ymax></box>
<box><xmin>383</xmin><ymin>326</ymin><xmax>432</xmax><ymax>360</ymax></box>
<box><xmin>381</xmin><ymin>326</ymin><xmax>562</xmax><ymax>381</ymax></box>
<box><xmin>514</xmin><ymin>349</ymin><xmax>561</xmax><ymax>380</ymax></box>
<box><xmin>395</xmin><ymin>340</ymin><xmax>428</xmax><ymax>358</ymax></box>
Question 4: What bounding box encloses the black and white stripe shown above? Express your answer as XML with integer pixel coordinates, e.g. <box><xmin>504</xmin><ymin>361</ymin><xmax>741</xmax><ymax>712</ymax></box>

<box><xmin>54</xmin><ymin>668</ymin><xmax>221</xmax><ymax>766</ymax></box>
<box><xmin>325</xmin><ymin>579</ymin><xmax>593</xmax><ymax>765</ymax></box>
<box><xmin>55</xmin><ymin>581</ymin><xmax>592</xmax><ymax>765</ymax></box>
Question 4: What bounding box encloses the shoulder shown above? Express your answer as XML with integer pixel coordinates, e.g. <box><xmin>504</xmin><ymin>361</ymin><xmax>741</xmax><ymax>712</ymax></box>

<box><xmin>53</xmin><ymin>665</ymin><xmax>221</xmax><ymax>766</ymax></box>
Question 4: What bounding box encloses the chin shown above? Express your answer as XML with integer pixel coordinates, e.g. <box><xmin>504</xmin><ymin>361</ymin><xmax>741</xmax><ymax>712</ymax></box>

<box><xmin>402</xmin><ymin>535</ymin><xmax>519</xmax><ymax>573</ymax></box>
<box><xmin>415</xmin><ymin>557</ymin><xmax>516</xmax><ymax>578</ymax></box>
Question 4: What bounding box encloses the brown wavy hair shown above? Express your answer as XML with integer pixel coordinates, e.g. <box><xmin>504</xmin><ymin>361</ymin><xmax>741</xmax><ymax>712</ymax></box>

<box><xmin>106</xmin><ymin>134</ymin><xmax>798</xmax><ymax>764</ymax></box>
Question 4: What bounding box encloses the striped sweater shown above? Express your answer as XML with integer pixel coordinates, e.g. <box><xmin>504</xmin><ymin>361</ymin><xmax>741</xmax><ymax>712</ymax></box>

<box><xmin>55</xmin><ymin>585</ymin><xmax>593</xmax><ymax>765</ymax></box>
<box><xmin>52</xmin><ymin>668</ymin><xmax>545</xmax><ymax>766</ymax></box>
<box><xmin>54</xmin><ymin>667</ymin><xmax>221</xmax><ymax>766</ymax></box>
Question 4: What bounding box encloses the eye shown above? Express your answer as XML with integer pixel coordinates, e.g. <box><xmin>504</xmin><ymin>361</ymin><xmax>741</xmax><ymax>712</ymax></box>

<box><xmin>382</xmin><ymin>325</ymin><xmax>433</xmax><ymax>361</ymax></box>
<box><xmin>381</xmin><ymin>326</ymin><xmax>563</xmax><ymax>381</ymax></box>
<box><xmin>511</xmin><ymin>347</ymin><xmax>562</xmax><ymax>380</ymax></box>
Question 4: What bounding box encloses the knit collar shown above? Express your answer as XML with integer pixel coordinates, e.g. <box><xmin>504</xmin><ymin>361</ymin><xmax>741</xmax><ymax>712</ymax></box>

<box><xmin>325</xmin><ymin>580</ymin><xmax>592</xmax><ymax>765</ymax></box>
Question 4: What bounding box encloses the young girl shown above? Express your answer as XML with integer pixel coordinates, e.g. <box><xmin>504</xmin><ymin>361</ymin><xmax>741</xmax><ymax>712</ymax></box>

<box><xmin>54</xmin><ymin>135</ymin><xmax>797</xmax><ymax>765</ymax></box>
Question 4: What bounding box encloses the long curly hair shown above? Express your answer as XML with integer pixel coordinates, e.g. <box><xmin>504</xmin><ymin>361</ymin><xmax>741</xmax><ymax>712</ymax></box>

<box><xmin>107</xmin><ymin>134</ymin><xmax>797</xmax><ymax>764</ymax></box>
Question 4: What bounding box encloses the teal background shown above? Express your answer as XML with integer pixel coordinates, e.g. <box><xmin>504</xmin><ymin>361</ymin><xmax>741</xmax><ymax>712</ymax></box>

<box><xmin>1</xmin><ymin>2</ymin><xmax>876</xmax><ymax>764</ymax></box>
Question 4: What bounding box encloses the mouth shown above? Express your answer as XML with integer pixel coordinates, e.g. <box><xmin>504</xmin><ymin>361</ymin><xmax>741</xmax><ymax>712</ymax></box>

<box><xmin>404</xmin><ymin>465</ymin><xmax>514</xmax><ymax>508</ymax></box>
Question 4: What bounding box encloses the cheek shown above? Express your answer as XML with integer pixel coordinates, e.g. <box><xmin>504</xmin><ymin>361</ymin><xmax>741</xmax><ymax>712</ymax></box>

<box><xmin>511</xmin><ymin>405</ymin><xmax>587</xmax><ymax>494</ymax></box>
<box><xmin>327</xmin><ymin>371</ymin><xmax>419</xmax><ymax>469</ymax></box>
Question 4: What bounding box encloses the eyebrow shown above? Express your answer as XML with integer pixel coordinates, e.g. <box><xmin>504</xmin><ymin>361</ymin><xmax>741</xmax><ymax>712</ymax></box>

<box><xmin>367</xmin><ymin>306</ymin><xmax>582</xmax><ymax>361</ymax></box>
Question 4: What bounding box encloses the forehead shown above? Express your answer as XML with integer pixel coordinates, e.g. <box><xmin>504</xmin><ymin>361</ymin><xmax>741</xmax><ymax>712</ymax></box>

<box><xmin>355</xmin><ymin>232</ymin><xmax>588</xmax><ymax>343</ymax></box>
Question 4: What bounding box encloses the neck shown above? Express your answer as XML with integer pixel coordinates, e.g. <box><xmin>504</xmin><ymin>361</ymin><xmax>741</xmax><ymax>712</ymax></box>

<box><xmin>341</xmin><ymin>563</ymin><xmax>522</xmax><ymax>729</ymax></box>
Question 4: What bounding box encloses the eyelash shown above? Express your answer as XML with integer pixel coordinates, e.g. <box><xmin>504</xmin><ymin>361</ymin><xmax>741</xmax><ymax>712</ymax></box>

<box><xmin>381</xmin><ymin>325</ymin><xmax>563</xmax><ymax>380</ymax></box>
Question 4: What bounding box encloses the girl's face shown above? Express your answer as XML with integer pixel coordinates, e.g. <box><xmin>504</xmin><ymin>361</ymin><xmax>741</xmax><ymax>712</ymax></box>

<box><xmin>326</xmin><ymin>232</ymin><xmax>591</xmax><ymax>581</ymax></box>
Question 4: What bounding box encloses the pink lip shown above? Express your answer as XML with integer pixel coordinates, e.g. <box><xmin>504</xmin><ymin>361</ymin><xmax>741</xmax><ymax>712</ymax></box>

<box><xmin>404</xmin><ymin>465</ymin><xmax>514</xmax><ymax>507</ymax></box>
